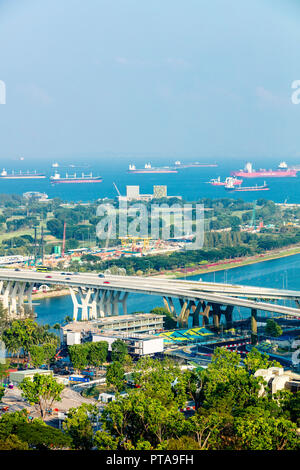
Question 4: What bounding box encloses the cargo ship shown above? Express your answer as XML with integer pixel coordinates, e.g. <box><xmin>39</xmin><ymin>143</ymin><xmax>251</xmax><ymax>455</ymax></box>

<box><xmin>174</xmin><ymin>160</ymin><xmax>218</xmax><ymax>168</ymax></box>
<box><xmin>225</xmin><ymin>179</ymin><xmax>269</xmax><ymax>192</ymax></box>
<box><xmin>128</xmin><ymin>163</ymin><xmax>178</xmax><ymax>174</ymax></box>
<box><xmin>50</xmin><ymin>172</ymin><xmax>103</xmax><ymax>184</ymax></box>
<box><xmin>209</xmin><ymin>176</ymin><xmax>243</xmax><ymax>186</ymax></box>
<box><xmin>0</xmin><ymin>169</ymin><xmax>46</xmax><ymax>179</ymax></box>
<box><xmin>231</xmin><ymin>162</ymin><xmax>297</xmax><ymax>178</ymax></box>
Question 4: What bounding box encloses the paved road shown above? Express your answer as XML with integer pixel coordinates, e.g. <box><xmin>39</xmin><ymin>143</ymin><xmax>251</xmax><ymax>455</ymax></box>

<box><xmin>1</xmin><ymin>385</ymin><xmax>97</xmax><ymax>421</ymax></box>
<box><xmin>1</xmin><ymin>269</ymin><xmax>300</xmax><ymax>318</ymax></box>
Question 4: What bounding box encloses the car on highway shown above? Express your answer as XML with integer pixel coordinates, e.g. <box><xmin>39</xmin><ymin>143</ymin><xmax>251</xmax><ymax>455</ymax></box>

<box><xmin>14</xmin><ymin>268</ymin><xmax>20</xmax><ymax>271</ymax></box>
<box><xmin>103</xmin><ymin>281</ymin><xmax>110</xmax><ymax>284</ymax></box>
<box><xmin>98</xmin><ymin>273</ymin><xmax>105</xmax><ymax>278</ymax></box>
<box><xmin>45</xmin><ymin>275</ymin><xmax>52</xmax><ymax>278</ymax></box>
<box><xmin>65</xmin><ymin>277</ymin><xmax>71</xmax><ymax>280</ymax></box>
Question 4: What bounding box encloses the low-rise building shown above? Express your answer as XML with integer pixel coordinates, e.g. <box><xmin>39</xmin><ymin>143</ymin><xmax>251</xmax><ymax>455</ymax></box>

<box><xmin>92</xmin><ymin>331</ymin><xmax>164</xmax><ymax>356</ymax></box>
<box><xmin>254</xmin><ymin>367</ymin><xmax>300</xmax><ymax>395</ymax></box>
<box><xmin>61</xmin><ymin>313</ymin><xmax>165</xmax><ymax>346</ymax></box>
<box><xmin>9</xmin><ymin>368</ymin><xmax>53</xmax><ymax>385</ymax></box>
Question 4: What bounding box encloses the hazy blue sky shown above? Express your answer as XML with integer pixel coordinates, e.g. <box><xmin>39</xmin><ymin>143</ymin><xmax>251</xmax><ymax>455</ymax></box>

<box><xmin>0</xmin><ymin>0</ymin><xmax>300</xmax><ymax>163</ymax></box>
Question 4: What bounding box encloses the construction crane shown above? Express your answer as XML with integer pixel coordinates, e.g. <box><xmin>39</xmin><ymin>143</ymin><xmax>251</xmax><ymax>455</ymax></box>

<box><xmin>113</xmin><ymin>182</ymin><xmax>122</xmax><ymax>197</ymax></box>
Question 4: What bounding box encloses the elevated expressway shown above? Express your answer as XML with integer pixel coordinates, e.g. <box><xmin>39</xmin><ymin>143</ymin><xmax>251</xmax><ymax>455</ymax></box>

<box><xmin>0</xmin><ymin>269</ymin><xmax>299</xmax><ymax>342</ymax></box>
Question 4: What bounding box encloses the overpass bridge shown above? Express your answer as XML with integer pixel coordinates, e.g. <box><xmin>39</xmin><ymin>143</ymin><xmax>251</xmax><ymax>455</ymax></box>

<box><xmin>0</xmin><ymin>269</ymin><xmax>299</xmax><ymax>343</ymax></box>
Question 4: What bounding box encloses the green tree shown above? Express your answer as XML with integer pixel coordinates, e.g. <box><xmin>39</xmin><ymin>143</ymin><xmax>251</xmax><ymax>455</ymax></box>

<box><xmin>100</xmin><ymin>390</ymin><xmax>186</xmax><ymax>449</ymax></box>
<box><xmin>0</xmin><ymin>410</ymin><xmax>70</xmax><ymax>450</ymax></box>
<box><xmin>111</xmin><ymin>339</ymin><xmax>128</xmax><ymax>364</ymax></box>
<box><xmin>19</xmin><ymin>373</ymin><xmax>64</xmax><ymax>419</ymax></box>
<box><xmin>28</xmin><ymin>345</ymin><xmax>45</xmax><ymax>368</ymax></box>
<box><xmin>243</xmin><ymin>347</ymin><xmax>281</xmax><ymax>373</ymax></box>
<box><xmin>265</xmin><ymin>319</ymin><xmax>283</xmax><ymax>337</ymax></box>
<box><xmin>150</xmin><ymin>307</ymin><xmax>177</xmax><ymax>330</ymax></box>
<box><xmin>106</xmin><ymin>361</ymin><xmax>125</xmax><ymax>392</ymax></box>
<box><xmin>0</xmin><ymin>434</ymin><xmax>29</xmax><ymax>450</ymax></box>
<box><xmin>87</xmin><ymin>341</ymin><xmax>108</xmax><ymax>368</ymax></box>
<box><xmin>234</xmin><ymin>415</ymin><xmax>299</xmax><ymax>450</ymax></box>
<box><xmin>63</xmin><ymin>403</ymin><xmax>99</xmax><ymax>450</ymax></box>
<box><xmin>68</xmin><ymin>343</ymin><xmax>89</xmax><ymax>371</ymax></box>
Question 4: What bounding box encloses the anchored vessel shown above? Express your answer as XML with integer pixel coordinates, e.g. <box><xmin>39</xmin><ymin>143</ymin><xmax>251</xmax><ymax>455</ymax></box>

<box><xmin>0</xmin><ymin>169</ymin><xmax>46</xmax><ymax>179</ymax></box>
<box><xmin>174</xmin><ymin>160</ymin><xmax>218</xmax><ymax>168</ymax></box>
<box><xmin>209</xmin><ymin>176</ymin><xmax>243</xmax><ymax>186</ymax></box>
<box><xmin>225</xmin><ymin>178</ymin><xmax>269</xmax><ymax>192</ymax></box>
<box><xmin>128</xmin><ymin>163</ymin><xmax>178</xmax><ymax>174</ymax></box>
<box><xmin>231</xmin><ymin>162</ymin><xmax>297</xmax><ymax>178</ymax></box>
<box><xmin>50</xmin><ymin>171</ymin><xmax>103</xmax><ymax>184</ymax></box>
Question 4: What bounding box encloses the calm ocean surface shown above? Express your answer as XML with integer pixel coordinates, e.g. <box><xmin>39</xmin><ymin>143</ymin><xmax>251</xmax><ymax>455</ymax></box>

<box><xmin>0</xmin><ymin>157</ymin><xmax>299</xmax><ymax>203</ymax></box>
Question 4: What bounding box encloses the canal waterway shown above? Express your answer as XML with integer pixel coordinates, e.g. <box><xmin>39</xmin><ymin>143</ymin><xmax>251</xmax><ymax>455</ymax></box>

<box><xmin>34</xmin><ymin>253</ymin><xmax>300</xmax><ymax>326</ymax></box>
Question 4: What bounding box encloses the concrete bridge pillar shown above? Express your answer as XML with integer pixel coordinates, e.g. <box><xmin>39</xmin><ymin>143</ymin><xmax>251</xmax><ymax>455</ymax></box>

<box><xmin>201</xmin><ymin>303</ymin><xmax>210</xmax><ymax>327</ymax></box>
<box><xmin>191</xmin><ymin>301</ymin><xmax>202</xmax><ymax>327</ymax></box>
<box><xmin>251</xmin><ymin>308</ymin><xmax>258</xmax><ymax>345</ymax></box>
<box><xmin>120</xmin><ymin>292</ymin><xmax>128</xmax><ymax>315</ymax></box>
<box><xmin>224</xmin><ymin>305</ymin><xmax>234</xmax><ymax>329</ymax></box>
<box><xmin>178</xmin><ymin>299</ymin><xmax>189</xmax><ymax>327</ymax></box>
<box><xmin>69</xmin><ymin>287</ymin><xmax>79</xmax><ymax>321</ymax></box>
<box><xmin>211</xmin><ymin>303</ymin><xmax>221</xmax><ymax>332</ymax></box>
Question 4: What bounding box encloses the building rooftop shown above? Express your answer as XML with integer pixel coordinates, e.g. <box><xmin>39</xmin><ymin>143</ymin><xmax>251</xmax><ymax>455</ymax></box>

<box><xmin>62</xmin><ymin>313</ymin><xmax>164</xmax><ymax>332</ymax></box>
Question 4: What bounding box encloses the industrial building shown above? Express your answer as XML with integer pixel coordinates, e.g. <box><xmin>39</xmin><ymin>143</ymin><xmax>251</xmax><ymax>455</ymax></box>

<box><xmin>61</xmin><ymin>313</ymin><xmax>165</xmax><ymax>346</ymax></box>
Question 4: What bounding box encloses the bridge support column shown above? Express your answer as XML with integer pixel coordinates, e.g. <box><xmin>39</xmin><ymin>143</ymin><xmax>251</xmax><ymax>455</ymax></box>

<box><xmin>112</xmin><ymin>291</ymin><xmax>121</xmax><ymax>316</ymax></box>
<box><xmin>17</xmin><ymin>283</ymin><xmax>26</xmax><ymax>316</ymax></box>
<box><xmin>224</xmin><ymin>305</ymin><xmax>234</xmax><ymax>329</ymax></box>
<box><xmin>162</xmin><ymin>296</ymin><xmax>177</xmax><ymax>324</ymax></box>
<box><xmin>211</xmin><ymin>303</ymin><xmax>221</xmax><ymax>332</ymax></box>
<box><xmin>121</xmin><ymin>292</ymin><xmax>128</xmax><ymax>315</ymax></box>
<box><xmin>178</xmin><ymin>299</ymin><xmax>189</xmax><ymax>327</ymax></box>
<box><xmin>251</xmin><ymin>308</ymin><xmax>258</xmax><ymax>345</ymax></box>
<box><xmin>201</xmin><ymin>303</ymin><xmax>210</xmax><ymax>327</ymax></box>
<box><xmin>10</xmin><ymin>282</ymin><xmax>19</xmax><ymax>316</ymax></box>
<box><xmin>24</xmin><ymin>283</ymin><xmax>34</xmax><ymax>313</ymax></box>
<box><xmin>69</xmin><ymin>287</ymin><xmax>79</xmax><ymax>321</ymax></box>
<box><xmin>191</xmin><ymin>301</ymin><xmax>202</xmax><ymax>327</ymax></box>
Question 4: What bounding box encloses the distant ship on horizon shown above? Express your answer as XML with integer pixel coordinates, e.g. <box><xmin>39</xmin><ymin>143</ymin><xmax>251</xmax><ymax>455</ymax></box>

<box><xmin>209</xmin><ymin>176</ymin><xmax>243</xmax><ymax>186</ymax></box>
<box><xmin>231</xmin><ymin>162</ymin><xmax>297</xmax><ymax>178</ymax></box>
<box><xmin>50</xmin><ymin>171</ymin><xmax>103</xmax><ymax>184</ymax></box>
<box><xmin>0</xmin><ymin>169</ymin><xmax>46</xmax><ymax>179</ymax></box>
<box><xmin>174</xmin><ymin>160</ymin><xmax>218</xmax><ymax>168</ymax></box>
<box><xmin>225</xmin><ymin>178</ymin><xmax>269</xmax><ymax>192</ymax></box>
<box><xmin>128</xmin><ymin>163</ymin><xmax>178</xmax><ymax>174</ymax></box>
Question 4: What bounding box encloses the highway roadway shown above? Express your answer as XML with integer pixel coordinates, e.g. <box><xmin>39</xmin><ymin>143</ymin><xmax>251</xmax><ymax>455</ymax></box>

<box><xmin>1</xmin><ymin>268</ymin><xmax>300</xmax><ymax>318</ymax></box>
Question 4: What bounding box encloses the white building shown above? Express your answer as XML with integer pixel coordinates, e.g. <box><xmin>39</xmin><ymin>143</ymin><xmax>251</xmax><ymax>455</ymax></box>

<box><xmin>254</xmin><ymin>367</ymin><xmax>300</xmax><ymax>395</ymax></box>
<box><xmin>9</xmin><ymin>369</ymin><xmax>53</xmax><ymax>385</ymax></box>
<box><xmin>92</xmin><ymin>331</ymin><xmax>164</xmax><ymax>356</ymax></box>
